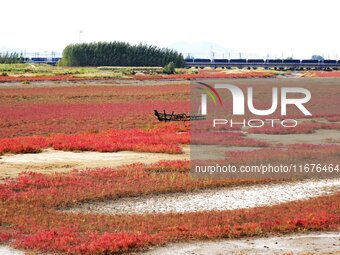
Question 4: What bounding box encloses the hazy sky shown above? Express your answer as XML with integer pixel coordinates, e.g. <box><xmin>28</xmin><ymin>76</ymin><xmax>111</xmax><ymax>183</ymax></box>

<box><xmin>1</xmin><ymin>0</ymin><xmax>339</xmax><ymax>58</ymax></box>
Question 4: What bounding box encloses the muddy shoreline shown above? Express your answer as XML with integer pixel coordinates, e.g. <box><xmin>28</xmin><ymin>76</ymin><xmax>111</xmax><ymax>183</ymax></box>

<box><xmin>65</xmin><ymin>178</ymin><xmax>340</xmax><ymax>215</ymax></box>
<box><xmin>142</xmin><ymin>232</ymin><xmax>340</xmax><ymax>255</ymax></box>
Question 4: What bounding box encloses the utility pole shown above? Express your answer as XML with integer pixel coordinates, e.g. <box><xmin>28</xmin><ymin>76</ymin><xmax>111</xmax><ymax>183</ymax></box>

<box><xmin>210</xmin><ymin>44</ymin><xmax>215</xmax><ymax>61</ymax></box>
<box><xmin>79</xmin><ymin>30</ymin><xmax>83</xmax><ymax>43</ymax></box>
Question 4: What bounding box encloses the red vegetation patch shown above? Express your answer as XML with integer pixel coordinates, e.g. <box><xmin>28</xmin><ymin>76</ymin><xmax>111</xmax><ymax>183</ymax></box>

<box><xmin>16</xmin><ymin>229</ymin><xmax>155</xmax><ymax>254</ymax></box>
<box><xmin>192</xmin><ymin>130</ymin><xmax>269</xmax><ymax>147</ymax></box>
<box><xmin>247</xmin><ymin>122</ymin><xmax>340</xmax><ymax>134</ymax></box>
<box><xmin>0</xmin><ymin>124</ymin><xmax>189</xmax><ymax>155</ymax></box>
<box><xmin>0</xmin><ymin>231</ymin><xmax>13</xmax><ymax>243</ymax></box>
<box><xmin>0</xmin><ymin>84</ymin><xmax>189</xmax><ymax>100</ymax></box>
<box><xmin>0</xmin><ymin>161</ymin><xmax>338</xmax><ymax>254</ymax></box>
<box><xmin>0</xmin><ymin>71</ymin><xmax>275</xmax><ymax>83</ymax></box>
<box><xmin>0</xmin><ymin>101</ymin><xmax>189</xmax><ymax>138</ymax></box>
<box><xmin>309</xmin><ymin>71</ymin><xmax>340</xmax><ymax>77</ymax></box>
<box><xmin>0</xmin><ymin>75</ymin><xmax>90</xmax><ymax>82</ymax></box>
<box><xmin>226</xmin><ymin>144</ymin><xmax>340</xmax><ymax>165</ymax></box>
<box><xmin>326</xmin><ymin>116</ymin><xmax>340</xmax><ymax>122</ymax></box>
<box><xmin>134</xmin><ymin>71</ymin><xmax>275</xmax><ymax>80</ymax></box>
<box><xmin>0</xmin><ymin>85</ymin><xmax>189</xmax><ymax>138</ymax></box>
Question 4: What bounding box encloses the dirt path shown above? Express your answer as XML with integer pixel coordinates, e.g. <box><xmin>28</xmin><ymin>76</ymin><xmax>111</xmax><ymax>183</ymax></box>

<box><xmin>142</xmin><ymin>232</ymin><xmax>340</xmax><ymax>255</ymax></box>
<box><xmin>66</xmin><ymin>178</ymin><xmax>340</xmax><ymax>215</ymax></box>
<box><xmin>247</xmin><ymin>129</ymin><xmax>340</xmax><ymax>145</ymax></box>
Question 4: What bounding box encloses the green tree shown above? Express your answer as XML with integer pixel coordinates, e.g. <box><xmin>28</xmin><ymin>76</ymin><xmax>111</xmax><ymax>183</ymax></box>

<box><xmin>60</xmin><ymin>41</ymin><xmax>185</xmax><ymax>67</ymax></box>
<box><xmin>311</xmin><ymin>55</ymin><xmax>324</xmax><ymax>61</ymax></box>
<box><xmin>0</xmin><ymin>52</ymin><xmax>23</xmax><ymax>64</ymax></box>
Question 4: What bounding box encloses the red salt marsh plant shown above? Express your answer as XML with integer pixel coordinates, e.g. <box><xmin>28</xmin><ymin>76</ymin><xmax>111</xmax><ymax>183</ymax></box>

<box><xmin>0</xmin><ymin>124</ymin><xmax>190</xmax><ymax>155</ymax></box>
<box><xmin>225</xmin><ymin>144</ymin><xmax>340</xmax><ymax>165</ymax></box>
<box><xmin>0</xmin><ymin>161</ymin><xmax>338</xmax><ymax>254</ymax></box>
<box><xmin>0</xmin><ymin>101</ymin><xmax>189</xmax><ymax>138</ymax></box>
<box><xmin>308</xmin><ymin>71</ymin><xmax>340</xmax><ymax>77</ymax></box>
<box><xmin>0</xmin><ymin>85</ymin><xmax>189</xmax><ymax>103</ymax></box>
<box><xmin>0</xmin><ymin>84</ymin><xmax>189</xmax><ymax>138</ymax></box>
<box><xmin>326</xmin><ymin>116</ymin><xmax>340</xmax><ymax>122</ymax></box>
<box><xmin>191</xmin><ymin>130</ymin><xmax>269</xmax><ymax>147</ymax></box>
<box><xmin>0</xmin><ymin>71</ymin><xmax>275</xmax><ymax>89</ymax></box>
<box><xmin>0</xmin><ymin>70</ymin><xmax>275</xmax><ymax>82</ymax></box>
<box><xmin>133</xmin><ymin>71</ymin><xmax>275</xmax><ymax>80</ymax></box>
<box><xmin>0</xmin><ymin>125</ymin><xmax>274</xmax><ymax>155</ymax></box>
<box><xmin>247</xmin><ymin>122</ymin><xmax>340</xmax><ymax>134</ymax></box>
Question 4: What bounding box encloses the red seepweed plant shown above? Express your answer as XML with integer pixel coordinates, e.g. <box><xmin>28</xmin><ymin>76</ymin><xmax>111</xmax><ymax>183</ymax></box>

<box><xmin>0</xmin><ymin>124</ymin><xmax>189</xmax><ymax>155</ymax></box>
<box><xmin>0</xmin><ymin>161</ymin><xmax>338</xmax><ymax>254</ymax></box>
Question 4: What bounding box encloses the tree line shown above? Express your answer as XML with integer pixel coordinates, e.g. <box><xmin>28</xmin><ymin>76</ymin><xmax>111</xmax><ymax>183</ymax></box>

<box><xmin>60</xmin><ymin>42</ymin><xmax>185</xmax><ymax>67</ymax></box>
<box><xmin>0</xmin><ymin>52</ymin><xmax>23</xmax><ymax>64</ymax></box>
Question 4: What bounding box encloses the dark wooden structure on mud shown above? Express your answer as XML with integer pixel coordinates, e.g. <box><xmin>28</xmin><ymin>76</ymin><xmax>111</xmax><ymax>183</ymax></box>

<box><xmin>154</xmin><ymin>110</ymin><xmax>205</xmax><ymax>122</ymax></box>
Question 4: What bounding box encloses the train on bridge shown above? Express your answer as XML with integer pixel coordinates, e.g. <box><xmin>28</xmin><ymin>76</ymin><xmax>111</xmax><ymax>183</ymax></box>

<box><xmin>21</xmin><ymin>56</ymin><xmax>340</xmax><ymax>70</ymax></box>
<box><xmin>185</xmin><ymin>58</ymin><xmax>340</xmax><ymax>70</ymax></box>
<box><xmin>23</xmin><ymin>57</ymin><xmax>62</xmax><ymax>65</ymax></box>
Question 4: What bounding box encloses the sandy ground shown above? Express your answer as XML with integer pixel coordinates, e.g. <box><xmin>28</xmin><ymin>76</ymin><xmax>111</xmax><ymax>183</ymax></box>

<box><xmin>0</xmin><ymin>246</ymin><xmax>23</xmax><ymax>255</ymax></box>
<box><xmin>247</xmin><ymin>129</ymin><xmax>340</xmax><ymax>145</ymax></box>
<box><xmin>142</xmin><ymin>232</ymin><xmax>340</xmax><ymax>255</ymax></box>
<box><xmin>0</xmin><ymin>145</ymin><xmax>264</xmax><ymax>179</ymax></box>
<box><xmin>0</xmin><ymin>147</ymin><xmax>190</xmax><ymax>179</ymax></box>
<box><xmin>65</xmin><ymin>178</ymin><xmax>340</xmax><ymax>215</ymax></box>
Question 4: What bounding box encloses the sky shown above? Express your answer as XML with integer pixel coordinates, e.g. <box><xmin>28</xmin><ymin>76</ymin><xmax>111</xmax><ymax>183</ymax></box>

<box><xmin>1</xmin><ymin>0</ymin><xmax>340</xmax><ymax>59</ymax></box>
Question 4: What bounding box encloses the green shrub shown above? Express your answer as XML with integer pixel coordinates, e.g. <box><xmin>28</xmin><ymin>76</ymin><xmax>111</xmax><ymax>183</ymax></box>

<box><xmin>163</xmin><ymin>62</ymin><xmax>176</xmax><ymax>74</ymax></box>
